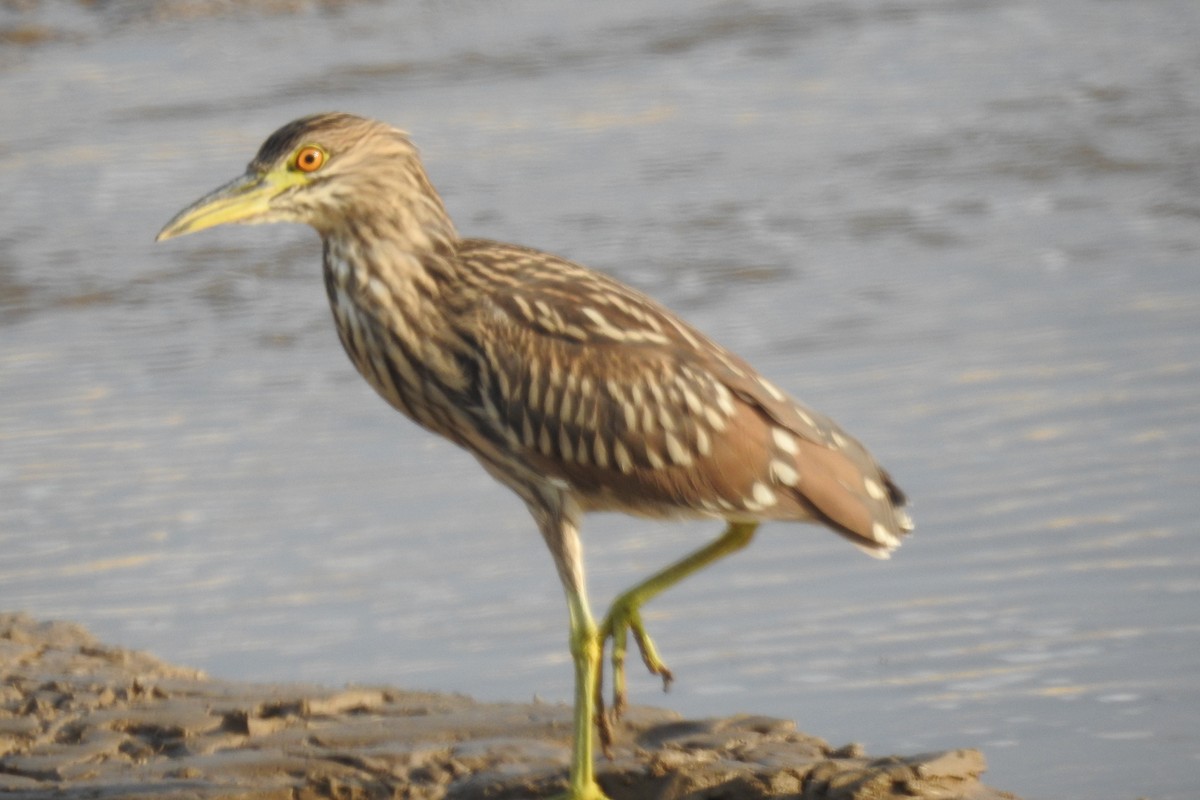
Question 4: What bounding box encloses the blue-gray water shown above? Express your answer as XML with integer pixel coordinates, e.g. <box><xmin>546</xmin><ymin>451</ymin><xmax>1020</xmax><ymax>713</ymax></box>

<box><xmin>2</xmin><ymin>2</ymin><xmax>1198</xmax><ymax>798</ymax></box>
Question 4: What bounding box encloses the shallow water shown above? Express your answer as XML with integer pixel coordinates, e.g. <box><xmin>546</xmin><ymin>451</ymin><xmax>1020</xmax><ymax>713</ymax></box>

<box><xmin>3</xmin><ymin>2</ymin><xmax>1198</xmax><ymax>798</ymax></box>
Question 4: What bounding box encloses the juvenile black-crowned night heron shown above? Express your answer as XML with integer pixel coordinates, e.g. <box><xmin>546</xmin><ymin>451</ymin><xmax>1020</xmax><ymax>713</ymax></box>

<box><xmin>157</xmin><ymin>113</ymin><xmax>912</xmax><ymax>800</ymax></box>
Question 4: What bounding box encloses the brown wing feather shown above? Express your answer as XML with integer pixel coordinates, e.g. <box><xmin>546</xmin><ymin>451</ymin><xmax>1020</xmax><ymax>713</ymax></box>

<box><xmin>454</xmin><ymin>240</ymin><xmax>912</xmax><ymax>552</ymax></box>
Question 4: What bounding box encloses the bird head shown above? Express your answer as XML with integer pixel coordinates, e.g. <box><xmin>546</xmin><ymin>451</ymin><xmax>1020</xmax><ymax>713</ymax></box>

<box><xmin>156</xmin><ymin>113</ymin><xmax>454</xmax><ymax>244</ymax></box>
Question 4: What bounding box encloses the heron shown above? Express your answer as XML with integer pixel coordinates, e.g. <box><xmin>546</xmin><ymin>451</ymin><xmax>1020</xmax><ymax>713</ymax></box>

<box><xmin>157</xmin><ymin>113</ymin><xmax>911</xmax><ymax>800</ymax></box>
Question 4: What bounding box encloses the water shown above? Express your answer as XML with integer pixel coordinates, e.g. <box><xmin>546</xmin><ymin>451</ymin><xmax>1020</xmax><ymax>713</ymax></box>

<box><xmin>3</xmin><ymin>2</ymin><xmax>1198</xmax><ymax>798</ymax></box>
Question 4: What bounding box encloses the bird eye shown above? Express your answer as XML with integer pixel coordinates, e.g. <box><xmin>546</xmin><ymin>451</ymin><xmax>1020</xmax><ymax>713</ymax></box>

<box><xmin>294</xmin><ymin>145</ymin><xmax>326</xmax><ymax>173</ymax></box>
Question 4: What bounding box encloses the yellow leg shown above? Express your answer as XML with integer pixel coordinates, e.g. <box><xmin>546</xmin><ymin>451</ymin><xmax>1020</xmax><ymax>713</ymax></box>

<box><xmin>555</xmin><ymin>587</ymin><xmax>611</xmax><ymax>800</ymax></box>
<box><xmin>598</xmin><ymin>522</ymin><xmax>758</xmax><ymax>720</ymax></box>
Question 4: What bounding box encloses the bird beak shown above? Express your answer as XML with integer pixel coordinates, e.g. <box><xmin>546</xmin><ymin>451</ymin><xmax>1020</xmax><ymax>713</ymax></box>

<box><xmin>156</xmin><ymin>170</ymin><xmax>276</xmax><ymax>242</ymax></box>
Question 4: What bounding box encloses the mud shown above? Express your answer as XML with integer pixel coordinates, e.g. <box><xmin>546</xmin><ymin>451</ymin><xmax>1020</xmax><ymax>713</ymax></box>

<box><xmin>0</xmin><ymin>613</ymin><xmax>1018</xmax><ymax>799</ymax></box>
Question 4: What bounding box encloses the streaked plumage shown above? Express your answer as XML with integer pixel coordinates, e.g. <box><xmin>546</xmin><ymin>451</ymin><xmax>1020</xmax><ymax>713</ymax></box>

<box><xmin>157</xmin><ymin>112</ymin><xmax>912</xmax><ymax>800</ymax></box>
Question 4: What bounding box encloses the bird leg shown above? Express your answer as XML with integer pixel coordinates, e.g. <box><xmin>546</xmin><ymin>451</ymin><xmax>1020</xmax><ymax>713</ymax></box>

<box><xmin>555</xmin><ymin>588</ymin><xmax>610</xmax><ymax>800</ymax></box>
<box><xmin>537</xmin><ymin>511</ymin><xmax>612</xmax><ymax>800</ymax></box>
<box><xmin>597</xmin><ymin>521</ymin><xmax>758</xmax><ymax>725</ymax></box>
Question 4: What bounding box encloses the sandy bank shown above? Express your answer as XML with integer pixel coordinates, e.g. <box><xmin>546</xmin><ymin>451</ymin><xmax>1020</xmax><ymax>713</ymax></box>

<box><xmin>0</xmin><ymin>613</ymin><xmax>1017</xmax><ymax>799</ymax></box>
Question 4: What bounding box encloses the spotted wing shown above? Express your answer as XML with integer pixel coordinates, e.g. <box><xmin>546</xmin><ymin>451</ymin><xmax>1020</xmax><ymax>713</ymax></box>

<box><xmin>456</xmin><ymin>240</ymin><xmax>912</xmax><ymax>555</ymax></box>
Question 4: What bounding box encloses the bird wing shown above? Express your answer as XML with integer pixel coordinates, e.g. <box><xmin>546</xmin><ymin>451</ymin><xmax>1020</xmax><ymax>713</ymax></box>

<box><xmin>455</xmin><ymin>240</ymin><xmax>910</xmax><ymax>553</ymax></box>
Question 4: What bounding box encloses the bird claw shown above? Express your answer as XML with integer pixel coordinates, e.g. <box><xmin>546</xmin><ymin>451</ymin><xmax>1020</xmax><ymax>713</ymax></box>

<box><xmin>595</xmin><ymin>597</ymin><xmax>674</xmax><ymax>756</ymax></box>
<box><xmin>594</xmin><ymin>692</ymin><xmax>615</xmax><ymax>758</ymax></box>
<box><xmin>629</xmin><ymin>624</ymin><xmax>674</xmax><ymax>694</ymax></box>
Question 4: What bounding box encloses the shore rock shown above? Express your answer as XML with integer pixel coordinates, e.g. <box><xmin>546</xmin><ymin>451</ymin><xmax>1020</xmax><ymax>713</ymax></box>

<box><xmin>0</xmin><ymin>613</ymin><xmax>1018</xmax><ymax>799</ymax></box>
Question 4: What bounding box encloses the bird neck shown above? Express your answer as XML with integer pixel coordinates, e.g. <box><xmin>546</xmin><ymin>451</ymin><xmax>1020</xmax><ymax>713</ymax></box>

<box><xmin>322</xmin><ymin>226</ymin><xmax>461</xmax><ymax>309</ymax></box>
<box><xmin>319</xmin><ymin>159</ymin><xmax>464</xmax><ymax>294</ymax></box>
<box><xmin>321</xmin><ymin>230</ymin><xmax>471</xmax><ymax>432</ymax></box>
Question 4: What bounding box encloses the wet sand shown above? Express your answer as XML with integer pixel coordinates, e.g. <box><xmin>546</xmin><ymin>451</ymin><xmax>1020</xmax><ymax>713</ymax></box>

<box><xmin>0</xmin><ymin>613</ymin><xmax>1016</xmax><ymax>799</ymax></box>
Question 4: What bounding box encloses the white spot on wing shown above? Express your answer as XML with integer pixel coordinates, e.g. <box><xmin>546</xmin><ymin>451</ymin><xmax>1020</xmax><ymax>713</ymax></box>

<box><xmin>581</xmin><ymin>306</ymin><xmax>609</xmax><ymax>327</ymax></box>
<box><xmin>872</xmin><ymin>521</ymin><xmax>901</xmax><ymax>548</ymax></box>
<box><xmin>613</xmin><ymin>440</ymin><xmax>634</xmax><ymax>474</ymax></box>
<box><xmin>864</xmin><ymin>478</ymin><xmax>887</xmax><ymax>501</ymax></box>
<box><xmin>751</xmin><ymin>482</ymin><xmax>777</xmax><ymax>508</ymax></box>
<box><xmin>593</xmin><ymin>434</ymin><xmax>609</xmax><ymax>469</ymax></box>
<box><xmin>665</xmin><ymin>431</ymin><xmax>693</xmax><ymax>467</ymax></box>
<box><xmin>704</xmin><ymin>407</ymin><xmax>728</xmax><ymax>432</ymax></box>
<box><xmin>606</xmin><ymin>378</ymin><xmax>626</xmax><ymax>404</ymax></box>
<box><xmin>645</xmin><ymin>446</ymin><xmax>665</xmax><ymax>471</ymax></box>
<box><xmin>772</xmin><ymin>427</ymin><xmax>798</xmax><ymax>455</ymax></box>
<box><xmin>640</xmin><ymin>404</ymin><xmax>656</xmax><ymax>433</ymax></box>
<box><xmin>855</xmin><ymin>542</ymin><xmax>892</xmax><ymax>560</ymax></box>
<box><xmin>770</xmin><ymin>459</ymin><xmax>799</xmax><ymax>486</ymax></box>
<box><xmin>513</xmin><ymin>295</ymin><xmax>534</xmax><ymax>321</ymax></box>
<box><xmin>559</xmin><ymin>389</ymin><xmax>574</xmax><ymax>424</ymax></box>
<box><xmin>622</xmin><ymin>401</ymin><xmax>638</xmax><ymax>433</ymax></box>
<box><xmin>758</xmin><ymin>378</ymin><xmax>786</xmax><ymax>402</ymax></box>
<box><xmin>714</xmin><ymin>383</ymin><xmax>736</xmax><ymax>416</ymax></box>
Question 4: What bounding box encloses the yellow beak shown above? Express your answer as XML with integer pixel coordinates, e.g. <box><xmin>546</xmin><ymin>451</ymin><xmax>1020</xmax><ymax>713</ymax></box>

<box><xmin>156</xmin><ymin>170</ymin><xmax>279</xmax><ymax>242</ymax></box>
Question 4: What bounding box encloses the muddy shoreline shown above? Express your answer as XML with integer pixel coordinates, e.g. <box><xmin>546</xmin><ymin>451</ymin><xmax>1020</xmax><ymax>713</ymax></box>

<box><xmin>1</xmin><ymin>613</ymin><xmax>1016</xmax><ymax>799</ymax></box>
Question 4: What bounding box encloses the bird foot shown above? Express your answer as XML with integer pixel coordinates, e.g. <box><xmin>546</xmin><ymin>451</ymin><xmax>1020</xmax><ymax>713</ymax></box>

<box><xmin>549</xmin><ymin>781</ymin><xmax>611</xmax><ymax>800</ymax></box>
<box><xmin>594</xmin><ymin>660</ymin><xmax>673</xmax><ymax>755</ymax></box>
<box><xmin>595</xmin><ymin>597</ymin><xmax>675</xmax><ymax>746</ymax></box>
<box><xmin>594</xmin><ymin>696</ymin><xmax>616</xmax><ymax>758</ymax></box>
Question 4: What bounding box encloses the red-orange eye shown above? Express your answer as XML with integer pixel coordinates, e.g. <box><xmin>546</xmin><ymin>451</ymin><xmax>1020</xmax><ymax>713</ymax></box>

<box><xmin>294</xmin><ymin>146</ymin><xmax>326</xmax><ymax>173</ymax></box>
